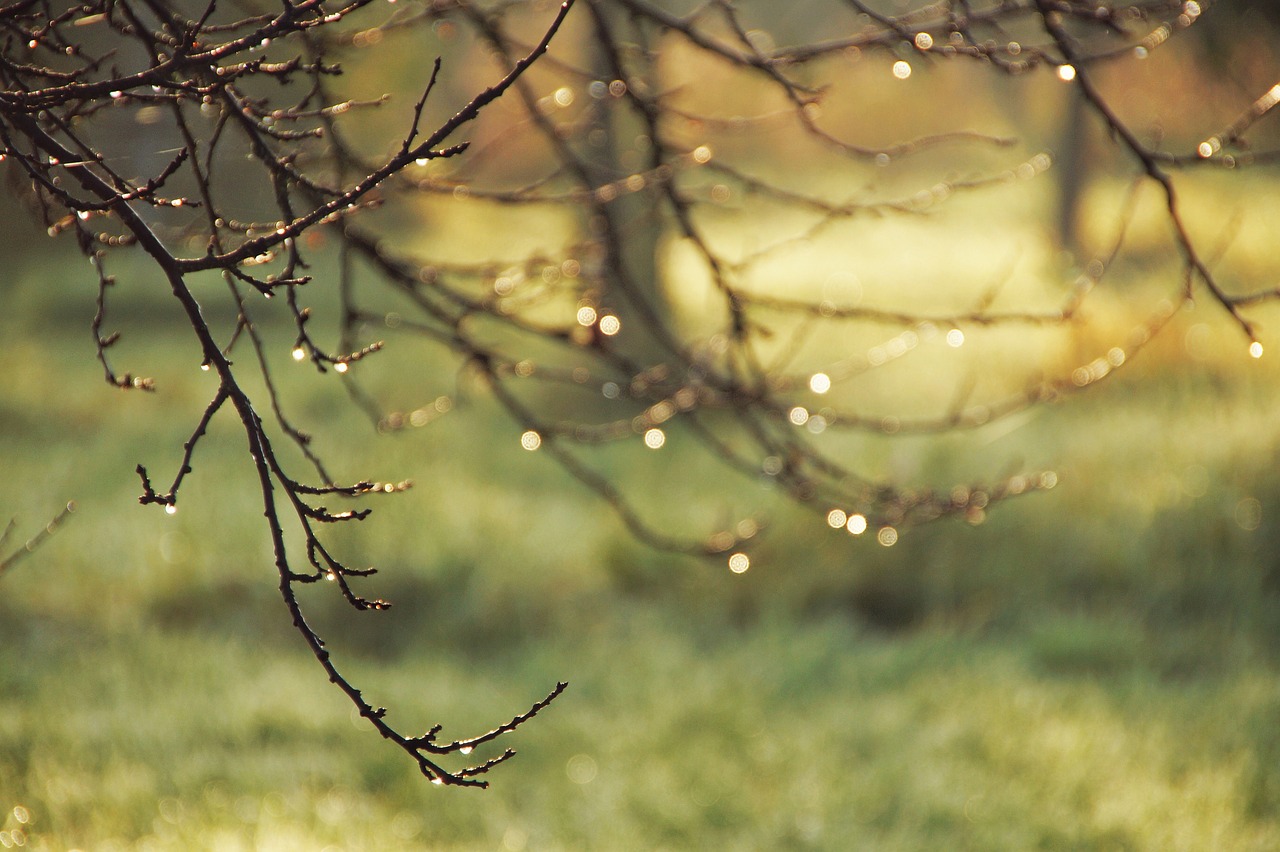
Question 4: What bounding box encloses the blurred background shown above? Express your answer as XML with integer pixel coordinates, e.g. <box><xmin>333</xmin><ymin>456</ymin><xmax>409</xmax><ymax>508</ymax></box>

<box><xmin>4</xmin><ymin>2</ymin><xmax>1280</xmax><ymax>849</ymax></box>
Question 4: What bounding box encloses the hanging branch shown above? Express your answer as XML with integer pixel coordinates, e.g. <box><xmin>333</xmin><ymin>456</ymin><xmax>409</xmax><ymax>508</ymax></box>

<box><xmin>1</xmin><ymin>0</ymin><xmax>575</xmax><ymax>787</ymax></box>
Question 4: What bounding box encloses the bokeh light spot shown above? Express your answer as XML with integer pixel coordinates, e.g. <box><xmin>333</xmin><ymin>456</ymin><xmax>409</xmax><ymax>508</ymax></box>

<box><xmin>566</xmin><ymin>753</ymin><xmax>598</xmax><ymax>784</ymax></box>
<box><xmin>728</xmin><ymin>552</ymin><xmax>750</xmax><ymax>573</ymax></box>
<box><xmin>1236</xmin><ymin>497</ymin><xmax>1262</xmax><ymax>531</ymax></box>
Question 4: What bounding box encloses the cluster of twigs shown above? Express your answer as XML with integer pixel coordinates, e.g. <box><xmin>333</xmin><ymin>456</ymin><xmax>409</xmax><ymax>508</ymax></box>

<box><xmin>2</xmin><ymin>0</ymin><xmax>1277</xmax><ymax>784</ymax></box>
<box><xmin>1</xmin><ymin>0</ymin><xmax>575</xmax><ymax>788</ymax></box>
<box><xmin>334</xmin><ymin>0</ymin><xmax>1280</xmax><ymax>552</ymax></box>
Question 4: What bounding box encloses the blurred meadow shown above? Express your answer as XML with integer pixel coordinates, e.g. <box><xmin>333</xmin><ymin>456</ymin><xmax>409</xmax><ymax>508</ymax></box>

<box><xmin>5</xmin><ymin>3</ymin><xmax>1280</xmax><ymax>850</ymax></box>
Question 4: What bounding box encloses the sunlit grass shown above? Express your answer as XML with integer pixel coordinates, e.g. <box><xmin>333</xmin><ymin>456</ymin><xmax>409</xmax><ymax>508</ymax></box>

<box><xmin>4</xmin><ymin>598</ymin><xmax>1280</xmax><ymax>848</ymax></box>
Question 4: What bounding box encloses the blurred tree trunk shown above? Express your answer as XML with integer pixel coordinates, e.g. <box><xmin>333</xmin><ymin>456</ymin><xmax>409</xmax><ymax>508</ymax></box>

<box><xmin>583</xmin><ymin>5</ymin><xmax>669</xmax><ymax>361</ymax></box>
<box><xmin>1055</xmin><ymin>85</ymin><xmax>1088</xmax><ymax>259</ymax></box>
